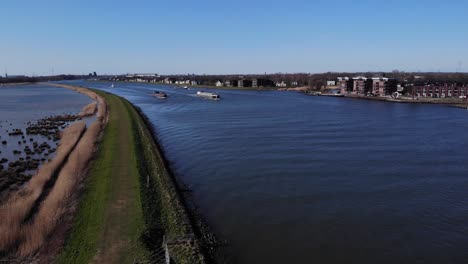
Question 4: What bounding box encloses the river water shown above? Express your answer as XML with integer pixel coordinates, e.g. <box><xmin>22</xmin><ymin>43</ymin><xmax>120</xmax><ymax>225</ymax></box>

<box><xmin>0</xmin><ymin>84</ymin><xmax>92</xmax><ymax>165</ymax></box>
<box><xmin>74</xmin><ymin>80</ymin><xmax>468</xmax><ymax>264</ymax></box>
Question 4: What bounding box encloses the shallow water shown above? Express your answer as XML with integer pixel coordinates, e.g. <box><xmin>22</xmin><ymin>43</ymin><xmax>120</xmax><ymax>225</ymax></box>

<box><xmin>0</xmin><ymin>84</ymin><xmax>93</xmax><ymax>177</ymax></box>
<box><xmin>73</xmin><ymin>80</ymin><xmax>468</xmax><ymax>264</ymax></box>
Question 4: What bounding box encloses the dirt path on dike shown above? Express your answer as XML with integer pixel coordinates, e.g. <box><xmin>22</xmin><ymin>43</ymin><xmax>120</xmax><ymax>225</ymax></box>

<box><xmin>87</xmin><ymin>95</ymin><xmax>146</xmax><ymax>263</ymax></box>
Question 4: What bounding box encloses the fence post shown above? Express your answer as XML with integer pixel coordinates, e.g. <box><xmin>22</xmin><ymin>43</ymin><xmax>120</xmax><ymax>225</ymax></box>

<box><xmin>163</xmin><ymin>235</ymin><xmax>170</xmax><ymax>264</ymax></box>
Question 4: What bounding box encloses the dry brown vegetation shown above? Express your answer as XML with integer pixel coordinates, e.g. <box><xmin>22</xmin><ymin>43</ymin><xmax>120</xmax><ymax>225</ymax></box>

<box><xmin>49</xmin><ymin>83</ymin><xmax>107</xmax><ymax>122</ymax></box>
<box><xmin>0</xmin><ymin>84</ymin><xmax>108</xmax><ymax>259</ymax></box>
<box><xmin>17</xmin><ymin>120</ymin><xmax>103</xmax><ymax>257</ymax></box>
<box><xmin>0</xmin><ymin>122</ymin><xmax>86</xmax><ymax>252</ymax></box>
<box><xmin>96</xmin><ymin>96</ymin><xmax>107</xmax><ymax>121</ymax></box>
<box><xmin>79</xmin><ymin>102</ymin><xmax>97</xmax><ymax>117</ymax></box>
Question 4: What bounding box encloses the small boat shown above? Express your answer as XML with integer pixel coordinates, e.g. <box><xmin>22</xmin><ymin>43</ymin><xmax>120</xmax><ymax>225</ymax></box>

<box><xmin>152</xmin><ymin>91</ymin><xmax>167</xmax><ymax>99</ymax></box>
<box><xmin>307</xmin><ymin>91</ymin><xmax>322</xmax><ymax>96</ymax></box>
<box><xmin>197</xmin><ymin>91</ymin><xmax>220</xmax><ymax>100</ymax></box>
<box><xmin>110</xmin><ymin>84</ymin><xmax>115</xmax><ymax>88</ymax></box>
<box><xmin>183</xmin><ymin>86</ymin><xmax>189</xmax><ymax>89</ymax></box>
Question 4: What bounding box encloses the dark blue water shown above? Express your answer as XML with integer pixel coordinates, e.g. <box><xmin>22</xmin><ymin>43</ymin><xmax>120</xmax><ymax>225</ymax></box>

<box><xmin>72</xmin><ymin>80</ymin><xmax>468</xmax><ymax>264</ymax></box>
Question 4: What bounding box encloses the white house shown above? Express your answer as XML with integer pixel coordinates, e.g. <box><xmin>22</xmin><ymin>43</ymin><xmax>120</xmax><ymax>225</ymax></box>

<box><xmin>276</xmin><ymin>81</ymin><xmax>287</xmax><ymax>87</ymax></box>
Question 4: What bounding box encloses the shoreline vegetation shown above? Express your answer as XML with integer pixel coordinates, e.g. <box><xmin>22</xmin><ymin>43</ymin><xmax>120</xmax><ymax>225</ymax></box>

<box><xmin>0</xmin><ymin>122</ymin><xmax>86</xmax><ymax>256</ymax></box>
<box><xmin>0</xmin><ymin>82</ymin><xmax>35</xmax><ymax>87</ymax></box>
<box><xmin>0</xmin><ymin>84</ymin><xmax>107</xmax><ymax>262</ymax></box>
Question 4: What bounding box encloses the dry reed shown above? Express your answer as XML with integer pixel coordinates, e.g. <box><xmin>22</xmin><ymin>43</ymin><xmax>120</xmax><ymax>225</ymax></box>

<box><xmin>47</xmin><ymin>84</ymin><xmax>107</xmax><ymax>122</ymax></box>
<box><xmin>96</xmin><ymin>96</ymin><xmax>107</xmax><ymax>121</ymax></box>
<box><xmin>78</xmin><ymin>102</ymin><xmax>97</xmax><ymax>117</ymax></box>
<box><xmin>0</xmin><ymin>83</ymin><xmax>108</xmax><ymax>258</ymax></box>
<box><xmin>17</xmin><ymin>121</ymin><xmax>103</xmax><ymax>257</ymax></box>
<box><xmin>0</xmin><ymin>122</ymin><xmax>86</xmax><ymax>251</ymax></box>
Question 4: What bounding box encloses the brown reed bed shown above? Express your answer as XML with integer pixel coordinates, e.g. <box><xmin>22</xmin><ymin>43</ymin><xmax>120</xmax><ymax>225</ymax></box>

<box><xmin>0</xmin><ymin>83</ymin><xmax>107</xmax><ymax>260</ymax></box>
<box><xmin>78</xmin><ymin>102</ymin><xmax>97</xmax><ymax>117</ymax></box>
<box><xmin>0</xmin><ymin>122</ymin><xmax>86</xmax><ymax>253</ymax></box>
<box><xmin>46</xmin><ymin>83</ymin><xmax>107</xmax><ymax>122</ymax></box>
<box><xmin>17</xmin><ymin>120</ymin><xmax>103</xmax><ymax>257</ymax></box>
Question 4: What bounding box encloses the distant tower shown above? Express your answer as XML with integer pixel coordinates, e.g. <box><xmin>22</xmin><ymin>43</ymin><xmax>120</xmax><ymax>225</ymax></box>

<box><xmin>4</xmin><ymin>67</ymin><xmax>7</xmax><ymax>78</ymax></box>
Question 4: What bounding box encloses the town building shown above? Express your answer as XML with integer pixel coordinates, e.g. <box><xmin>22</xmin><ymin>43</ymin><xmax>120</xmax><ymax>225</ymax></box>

<box><xmin>337</xmin><ymin>77</ymin><xmax>349</xmax><ymax>94</ymax></box>
<box><xmin>352</xmin><ymin>77</ymin><xmax>367</xmax><ymax>94</ymax></box>
<box><xmin>370</xmin><ymin>77</ymin><xmax>389</xmax><ymax>96</ymax></box>
<box><xmin>414</xmin><ymin>84</ymin><xmax>468</xmax><ymax>98</ymax></box>
<box><xmin>276</xmin><ymin>81</ymin><xmax>287</xmax><ymax>87</ymax></box>
<box><xmin>252</xmin><ymin>79</ymin><xmax>258</xmax><ymax>88</ymax></box>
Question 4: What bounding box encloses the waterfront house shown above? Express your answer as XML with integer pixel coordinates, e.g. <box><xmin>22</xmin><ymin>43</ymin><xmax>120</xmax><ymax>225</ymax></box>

<box><xmin>215</xmin><ymin>81</ymin><xmax>223</xmax><ymax>87</ymax></box>
<box><xmin>370</xmin><ymin>77</ymin><xmax>389</xmax><ymax>96</ymax></box>
<box><xmin>276</xmin><ymin>81</ymin><xmax>287</xmax><ymax>87</ymax></box>
<box><xmin>352</xmin><ymin>77</ymin><xmax>367</xmax><ymax>94</ymax></box>
<box><xmin>337</xmin><ymin>77</ymin><xmax>350</xmax><ymax>94</ymax></box>
<box><xmin>414</xmin><ymin>84</ymin><xmax>468</xmax><ymax>98</ymax></box>
<box><xmin>252</xmin><ymin>79</ymin><xmax>258</xmax><ymax>88</ymax></box>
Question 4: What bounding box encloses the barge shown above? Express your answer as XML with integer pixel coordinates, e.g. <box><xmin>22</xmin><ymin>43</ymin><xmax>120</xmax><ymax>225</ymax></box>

<box><xmin>197</xmin><ymin>91</ymin><xmax>220</xmax><ymax>100</ymax></box>
<box><xmin>152</xmin><ymin>91</ymin><xmax>168</xmax><ymax>99</ymax></box>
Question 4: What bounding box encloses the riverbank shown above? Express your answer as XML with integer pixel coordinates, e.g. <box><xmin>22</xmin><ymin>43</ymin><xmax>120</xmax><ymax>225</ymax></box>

<box><xmin>0</xmin><ymin>82</ymin><xmax>35</xmax><ymax>87</ymax></box>
<box><xmin>0</xmin><ymin>84</ymin><xmax>105</xmax><ymax>262</ymax></box>
<box><xmin>57</xmin><ymin>88</ymin><xmax>207</xmax><ymax>263</ymax></box>
<box><xmin>316</xmin><ymin>93</ymin><xmax>468</xmax><ymax>109</ymax></box>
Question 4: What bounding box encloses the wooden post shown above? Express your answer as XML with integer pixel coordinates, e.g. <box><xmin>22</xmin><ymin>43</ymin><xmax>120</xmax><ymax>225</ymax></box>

<box><xmin>163</xmin><ymin>236</ymin><xmax>171</xmax><ymax>264</ymax></box>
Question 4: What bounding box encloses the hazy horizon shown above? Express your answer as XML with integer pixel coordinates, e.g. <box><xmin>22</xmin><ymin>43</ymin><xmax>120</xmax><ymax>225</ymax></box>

<box><xmin>1</xmin><ymin>0</ymin><xmax>467</xmax><ymax>75</ymax></box>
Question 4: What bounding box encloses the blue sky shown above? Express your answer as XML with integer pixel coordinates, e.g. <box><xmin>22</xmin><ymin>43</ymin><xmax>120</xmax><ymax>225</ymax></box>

<box><xmin>1</xmin><ymin>0</ymin><xmax>467</xmax><ymax>75</ymax></box>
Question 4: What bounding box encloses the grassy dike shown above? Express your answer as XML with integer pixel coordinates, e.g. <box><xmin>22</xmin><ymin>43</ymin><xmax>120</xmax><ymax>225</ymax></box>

<box><xmin>58</xmin><ymin>90</ymin><xmax>206</xmax><ymax>264</ymax></box>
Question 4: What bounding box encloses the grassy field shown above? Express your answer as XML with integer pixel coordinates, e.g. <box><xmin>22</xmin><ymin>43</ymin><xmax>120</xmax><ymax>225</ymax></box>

<box><xmin>58</xmin><ymin>90</ymin><xmax>206</xmax><ymax>264</ymax></box>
